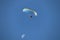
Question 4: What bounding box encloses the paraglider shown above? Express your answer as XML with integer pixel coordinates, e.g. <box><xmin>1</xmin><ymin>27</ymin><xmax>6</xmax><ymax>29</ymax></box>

<box><xmin>21</xmin><ymin>34</ymin><xmax>26</xmax><ymax>39</ymax></box>
<box><xmin>22</xmin><ymin>8</ymin><xmax>38</xmax><ymax>18</ymax></box>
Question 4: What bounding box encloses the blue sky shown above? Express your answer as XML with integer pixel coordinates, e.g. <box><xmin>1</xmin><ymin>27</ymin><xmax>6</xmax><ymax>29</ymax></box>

<box><xmin>0</xmin><ymin>0</ymin><xmax>60</xmax><ymax>40</ymax></box>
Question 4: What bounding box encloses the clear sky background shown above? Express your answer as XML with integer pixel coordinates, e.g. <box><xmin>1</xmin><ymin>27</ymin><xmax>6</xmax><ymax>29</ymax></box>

<box><xmin>0</xmin><ymin>0</ymin><xmax>60</xmax><ymax>40</ymax></box>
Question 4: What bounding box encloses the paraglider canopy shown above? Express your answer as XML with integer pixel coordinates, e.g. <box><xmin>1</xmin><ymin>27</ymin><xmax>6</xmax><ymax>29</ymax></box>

<box><xmin>22</xmin><ymin>8</ymin><xmax>38</xmax><ymax>17</ymax></box>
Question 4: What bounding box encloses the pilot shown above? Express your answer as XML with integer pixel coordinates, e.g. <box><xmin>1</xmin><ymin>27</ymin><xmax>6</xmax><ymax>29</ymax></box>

<box><xmin>30</xmin><ymin>15</ymin><xmax>32</xmax><ymax>18</ymax></box>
